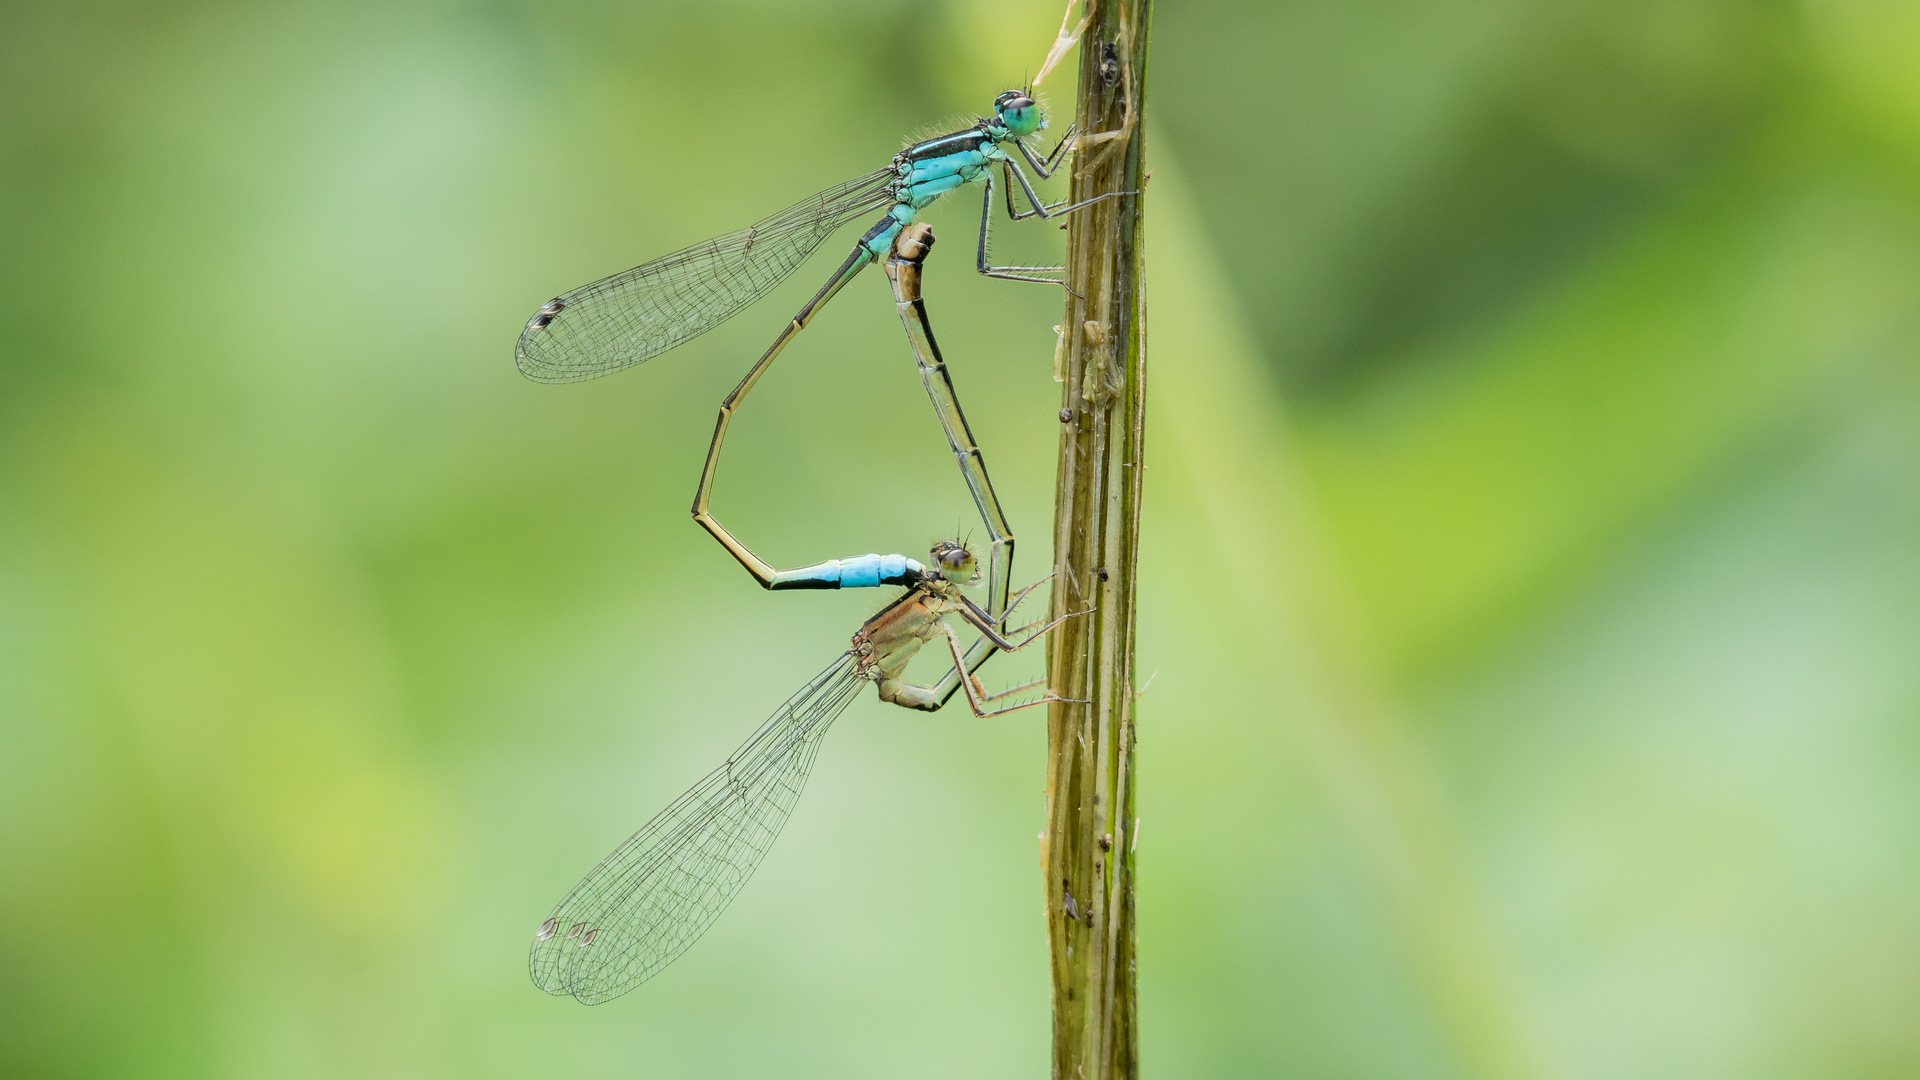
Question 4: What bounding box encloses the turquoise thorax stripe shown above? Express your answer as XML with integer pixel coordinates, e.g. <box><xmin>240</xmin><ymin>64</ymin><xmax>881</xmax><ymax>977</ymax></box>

<box><xmin>910</xmin><ymin>149</ymin><xmax>986</xmax><ymax>185</ymax></box>
<box><xmin>861</xmin><ymin>145</ymin><xmax>1002</xmax><ymax>253</ymax></box>
<box><xmin>907</xmin><ymin>172</ymin><xmax>967</xmax><ymax>208</ymax></box>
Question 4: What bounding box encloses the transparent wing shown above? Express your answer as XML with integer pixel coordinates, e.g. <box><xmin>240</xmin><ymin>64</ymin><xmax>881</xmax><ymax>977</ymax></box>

<box><xmin>529</xmin><ymin>653</ymin><xmax>865</xmax><ymax>1004</ymax></box>
<box><xmin>515</xmin><ymin>170</ymin><xmax>896</xmax><ymax>383</ymax></box>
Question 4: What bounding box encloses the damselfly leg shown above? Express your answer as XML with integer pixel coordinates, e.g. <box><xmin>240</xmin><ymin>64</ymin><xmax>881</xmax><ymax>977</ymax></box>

<box><xmin>532</xmin><ymin>545</ymin><xmax>1074</xmax><ymax>1004</ymax></box>
<box><xmin>525</xmin><ymin>90</ymin><xmax>1121</xmax><ymax>1006</ymax></box>
<box><xmin>1016</xmin><ymin>125</ymin><xmax>1079</xmax><ymax>179</ymax></box>
<box><xmin>520</xmin><ymin>91</ymin><xmax>1120</xmax><ymax>610</ymax></box>
<box><xmin>977</xmin><ymin>162</ymin><xmax>1134</xmax><ymax>285</ymax></box>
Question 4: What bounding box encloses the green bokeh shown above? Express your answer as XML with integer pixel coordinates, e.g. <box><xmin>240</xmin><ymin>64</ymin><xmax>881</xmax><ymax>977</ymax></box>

<box><xmin>5</xmin><ymin>1</ymin><xmax>1919</xmax><ymax>1077</ymax></box>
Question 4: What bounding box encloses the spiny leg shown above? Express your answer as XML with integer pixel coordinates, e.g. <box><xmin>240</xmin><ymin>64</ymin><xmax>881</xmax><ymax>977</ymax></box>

<box><xmin>996</xmin><ymin>575</ymin><xmax>1052</xmax><ymax>627</ymax></box>
<box><xmin>975</xmin><ymin>172</ymin><xmax>1070</xmax><ymax>286</ymax></box>
<box><xmin>974</xmin><ymin>160</ymin><xmax>1138</xmax><ymax>289</ymax></box>
<box><xmin>1001</xmin><ymin>614</ymin><xmax>1054</xmax><ymax>638</ymax></box>
<box><xmin>1019</xmin><ymin>125</ymin><xmax>1078</xmax><ymax>179</ymax></box>
<box><xmin>939</xmin><ymin>625</ymin><xmax>1066</xmax><ymax>717</ymax></box>
<box><xmin>887</xmin><ymin>599</ymin><xmax>1065</xmax><ymax>713</ymax></box>
<box><xmin>979</xmin><ymin>676</ymin><xmax>1048</xmax><ymax>704</ymax></box>
<box><xmin>955</xmin><ymin>592</ymin><xmax>1081</xmax><ymax>653</ymax></box>
<box><xmin>1001</xmin><ymin>159</ymin><xmax>1133</xmax><ymax>222</ymax></box>
<box><xmin>968</xmin><ymin>574</ymin><xmax>1054</xmax><ymax>641</ymax></box>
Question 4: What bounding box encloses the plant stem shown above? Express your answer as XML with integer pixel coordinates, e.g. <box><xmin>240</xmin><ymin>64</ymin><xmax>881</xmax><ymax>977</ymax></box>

<box><xmin>1043</xmin><ymin>1</ymin><xmax>1150</xmax><ymax>1076</ymax></box>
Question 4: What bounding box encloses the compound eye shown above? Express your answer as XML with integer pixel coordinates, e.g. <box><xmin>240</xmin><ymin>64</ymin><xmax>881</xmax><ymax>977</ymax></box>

<box><xmin>930</xmin><ymin>541</ymin><xmax>977</xmax><ymax>580</ymax></box>
<box><xmin>997</xmin><ymin>94</ymin><xmax>1041</xmax><ymax>136</ymax></box>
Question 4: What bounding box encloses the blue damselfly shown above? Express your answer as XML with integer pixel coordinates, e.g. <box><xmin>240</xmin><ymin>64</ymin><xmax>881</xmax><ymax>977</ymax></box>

<box><xmin>517</xmin><ymin>91</ymin><xmax>1120</xmax><ymax>614</ymax></box>
<box><xmin>528</xmin><ymin>224</ymin><xmax>1072</xmax><ymax>1004</ymax></box>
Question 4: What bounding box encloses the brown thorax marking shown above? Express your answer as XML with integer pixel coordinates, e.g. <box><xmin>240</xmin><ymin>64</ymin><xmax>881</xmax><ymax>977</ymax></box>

<box><xmin>849</xmin><ymin>576</ymin><xmax>965</xmax><ymax>684</ymax></box>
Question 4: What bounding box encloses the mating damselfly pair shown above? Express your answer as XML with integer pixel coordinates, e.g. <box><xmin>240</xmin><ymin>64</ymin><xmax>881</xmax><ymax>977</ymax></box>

<box><xmin>520</xmin><ymin>90</ymin><xmax>1122</xmax><ymax>1004</ymax></box>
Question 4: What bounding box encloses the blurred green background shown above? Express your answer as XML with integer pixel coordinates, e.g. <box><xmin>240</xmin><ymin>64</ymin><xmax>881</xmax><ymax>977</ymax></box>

<box><xmin>4</xmin><ymin>0</ymin><xmax>1919</xmax><ymax>1076</ymax></box>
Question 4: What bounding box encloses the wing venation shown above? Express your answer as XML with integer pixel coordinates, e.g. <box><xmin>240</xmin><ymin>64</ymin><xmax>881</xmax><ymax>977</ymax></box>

<box><xmin>529</xmin><ymin>653</ymin><xmax>865</xmax><ymax>1004</ymax></box>
<box><xmin>515</xmin><ymin>170</ymin><xmax>895</xmax><ymax>383</ymax></box>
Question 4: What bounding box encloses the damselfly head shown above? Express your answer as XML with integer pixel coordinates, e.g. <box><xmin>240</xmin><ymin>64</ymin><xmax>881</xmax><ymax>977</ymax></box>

<box><xmin>993</xmin><ymin>90</ymin><xmax>1043</xmax><ymax>138</ymax></box>
<box><xmin>929</xmin><ymin>540</ymin><xmax>979</xmax><ymax>585</ymax></box>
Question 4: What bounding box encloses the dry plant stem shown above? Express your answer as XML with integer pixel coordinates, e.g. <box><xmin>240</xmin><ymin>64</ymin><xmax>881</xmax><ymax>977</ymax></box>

<box><xmin>1042</xmin><ymin>1</ymin><xmax>1149</xmax><ymax>1077</ymax></box>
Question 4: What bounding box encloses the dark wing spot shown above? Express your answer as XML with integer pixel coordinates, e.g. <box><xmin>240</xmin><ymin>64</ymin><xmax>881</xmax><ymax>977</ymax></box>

<box><xmin>531</xmin><ymin>296</ymin><xmax>566</xmax><ymax>329</ymax></box>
